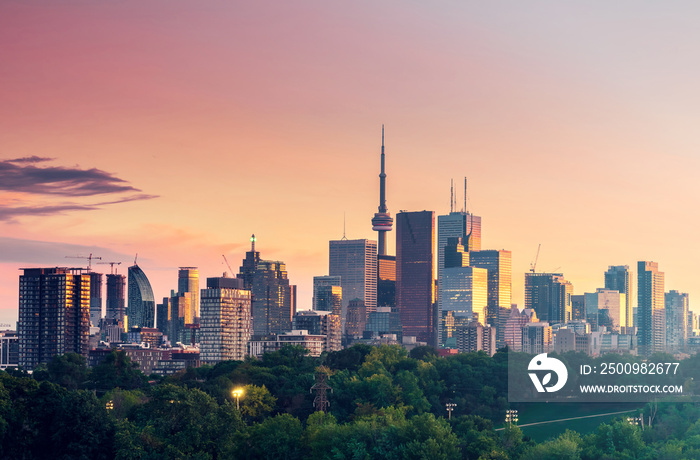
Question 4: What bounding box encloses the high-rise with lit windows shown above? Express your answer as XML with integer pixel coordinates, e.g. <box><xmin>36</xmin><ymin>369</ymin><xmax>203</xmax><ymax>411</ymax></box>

<box><xmin>637</xmin><ymin>261</ymin><xmax>665</xmax><ymax>356</ymax></box>
<box><xmin>18</xmin><ymin>267</ymin><xmax>91</xmax><ymax>370</ymax></box>
<box><xmin>329</xmin><ymin>239</ymin><xmax>377</xmax><ymax>328</ymax></box>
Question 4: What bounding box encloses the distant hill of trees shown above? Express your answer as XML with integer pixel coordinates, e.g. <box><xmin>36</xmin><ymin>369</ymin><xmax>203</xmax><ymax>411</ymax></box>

<box><xmin>2</xmin><ymin>346</ymin><xmax>700</xmax><ymax>459</ymax></box>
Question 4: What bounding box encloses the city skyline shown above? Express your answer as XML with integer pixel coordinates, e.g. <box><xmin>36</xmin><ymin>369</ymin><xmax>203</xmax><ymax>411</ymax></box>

<box><xmin>2</xmin><ymin>2</ymin><xmax>700</xmax><ymax>325</ymax></box>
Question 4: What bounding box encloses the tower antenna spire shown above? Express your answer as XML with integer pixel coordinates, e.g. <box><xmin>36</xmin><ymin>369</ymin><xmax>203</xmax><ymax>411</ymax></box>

<box><xmin>464</xmin><ymin>177</ymin><xmax>467</xmax><ymax>214</ymax></box>
<box><xmin>450</xmin><ymin>179</ymin><xmax>454</xmax><ymax>213</ymax></box>
<box><xmin>342</xmin><ymin>212</ymin><xmax>347</xmax><ymax>240</ymax></box>
<box><xmin>250</xmin><ymin>234</ymin><xmax>256</xmax><ymax>252</ymax></box>
<box><xmin>371</xmin><ymin>125</ymin><xmax>393</xmax><ymax>255</ymax></box>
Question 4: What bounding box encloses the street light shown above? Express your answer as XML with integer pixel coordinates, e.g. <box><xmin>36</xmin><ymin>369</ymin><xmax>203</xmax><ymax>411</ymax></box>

<box><xmin>445</xmin><ymin>403</ymin><xmax>457</xmax><ymax>420</ymax></box>
<box><xmin>232</xmin><ymin>387</ymin><xmax>244</xmax><ymax>410</ymax></box>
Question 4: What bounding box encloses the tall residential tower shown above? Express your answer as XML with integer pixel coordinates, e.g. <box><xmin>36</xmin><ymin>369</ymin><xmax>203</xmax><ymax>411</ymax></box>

<box><xmin>637</xmin><ymin>261</ymin><xmax>665</xmax><ymax>356</ymax></box>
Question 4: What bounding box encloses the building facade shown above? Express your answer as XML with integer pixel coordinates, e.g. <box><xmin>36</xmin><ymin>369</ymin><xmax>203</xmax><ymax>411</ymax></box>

<box><xmin>637</xmin><ymin>261</ymin><xmax>665</xmax><ymax>356</ymax></box>
<box><xmin>665</xmin><ymin>290</ymin><xmax>689</xmax><ymax>354</ymax></box>
<box><xmin>178</xmin><ymin>267</ymin><xmax>200</xmax><ymax>324</ymax></box>
<box><xmin>238</xmin><ymin>237</ymin><xmax>296</xmax><ymax>337</ymax></box>
<box><xmin>18</xmin><ymin>268</ymin><xmax>91</xmax><ymax>370</ymax></box>
<box><xmin>329</xmin><ymin>239</ymin><xmax>377</xmax><ymax>327</ymax></box>
<box><xmin>524</xmin><ymin>273</ymin><xmax>573</xmax><ymax>325</ymax></box>
<box><xmin>200</xmin><ymin>276</ymin><xmax>252</xmax><ymax>363</ymax></box>
<box><xmin>396</xmin><ymin>211</ymin><xmax>435</xmax><ymax>346</ymax></box>
<box><xmin>127</xmin><ymin>264</ymin><xmax>156</xmax><ymax>329</ymax></box>
<box><xmin>605</xmin><ymin>265</ymin><xmax>634</xmax><ymax>332</ymax></box>
<box><xmin>293</xmin><ymin>310</ymin><xmax>341</xmax><ymax>352</ymax></box>
<box><xmin>470</xmin><ymin>250</ymin><xmax>512</xmax><ymax>348</ymax></box>
<box><xmin>106</xmin><ymin>273</ymin><xmax>126</xmax><ymax>323</ymax></box>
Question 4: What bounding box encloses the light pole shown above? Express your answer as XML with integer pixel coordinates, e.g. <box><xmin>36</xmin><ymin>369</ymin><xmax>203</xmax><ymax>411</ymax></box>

<box><xmin>446</xmin><ymin>403</ymin><xmax>457</xmax><ymax>420</ymax></box>
<box><xmin>232</xmin><ymin>387</ymin><xmax>244</xmax><ymax>410</ymax></box>
<box><xmin>505</xmin><ymin>409</ymin><xmax>518</xmax><ymax>425</ymax></box>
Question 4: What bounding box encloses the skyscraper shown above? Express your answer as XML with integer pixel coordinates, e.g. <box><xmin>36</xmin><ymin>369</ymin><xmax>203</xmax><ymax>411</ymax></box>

<box><xmin>127</xmin><ymin>264</ymin><xmax>156</xmax><ymax>328</ymax></box>
<box><xmin>106</xmin><ymin>273</ymin><xmax>126</xmax><ymax>323</ymax></box>
<box><xmin>329</xmin><ymin>239</ymin><xmax>377</xmax><ymax>326</ymax></box>
<box><xmin>470</xmin><ymin>250</ymin><xmax>512</xmax><ymax>348</ymax></box>
<box><xmin>583</xmin><ymin>288</ymin><xmax>626</xmax><ymax>332</ymax></box>
<box><xmin>371</xmin><ymin>125</ymin><xmax>393</xmax><ymax>257</ymax></box>
<box><xmin>18</xmin><ymin>268</ymin><xmax>91</xmax><ymax>370</ymax></box>
<box><xmin>396</xmin><ymin>210</ymin><xmax>435</xmax><ymax>345</ymax></box>
<box><xmin>377</xmin><ymin>254</ymin><xmax>396</xmax><ymax>310</ymax></box>
<box><xmin>637</xmin><ymin>261</ymin><xmax>665</xmax><ymax>356</ymax></box>
<box><xmin>524</xmin><ymin>273</ymin><xmax>572</xmax><ymax>325</ymax></box>
<box><xmin>238</xmin><ymin>236</ymin><xmax>296</xmax><ymax>337</ymax></box>
<box><xmin>312</xmin><ymin>276</ymin><xmax>342</xmax><ymax>316</ymax></box>
<box><xmin>88</xmin><ymin>272</ymin><xmax>102</xmax><ymax>327</ymax></box>
<box><xmin>605</xmin><ymin>265</ymin><xmax>634</xmax><ymax>333</ymax></box>
<box><xmin>200</xmin><ymin>276</ymin><xmax>252</xmax><ymax>363</ymax></box>
<box><xmin>665</xmin><ymin>290</ymin><xmax>688</xmax><ymax>353</ymax></box>
<box><xmin>345</xmin><ymin>299</ymin><xmax>367</xmax><ymax>339</ymax></box>
<box><xmin>436</xmin><ymin>193</ymin><xmax>482</xmax><ymax>345</ymax></box>
<box><xmin>441</xmin><ymin>238</ymin><xmax>488</xmax><ymax>324</ymax></box>
<box><xmin>178</xmin><ymin>267</ymin><xmax>200</xmax><ymax>323</ymax></box>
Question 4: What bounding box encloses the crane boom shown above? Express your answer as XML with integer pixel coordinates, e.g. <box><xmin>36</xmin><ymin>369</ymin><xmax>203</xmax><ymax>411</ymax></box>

<box><xmin>65</xmin><ymin>253</ymin><xmax>102</xmax><ymax>270</ymax></box>
<box><xmin>222</xmin><ymin>255</ymin><xmax>235</xmax><ymax>277</ymax></box>
<box><xmin>529</xmin><ymin>244</ymin><xmax>541</xmax><ymax>273</ymax></box>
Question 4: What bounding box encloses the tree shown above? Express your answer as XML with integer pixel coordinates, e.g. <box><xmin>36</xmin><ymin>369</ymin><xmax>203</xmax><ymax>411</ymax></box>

<box><xmin>239</xmin><ymin>384</ymin><xmax>277</xmax><ymax>421</ymax></box>
<box><xmin>246</xmin><ymin>414</ymin><xmax>305</xmax><ymax>460</ymax></box>
<box><xmin>89</xmin><ymin>350</ymin><xmax>148</xmax><ymax>391</ymax></box>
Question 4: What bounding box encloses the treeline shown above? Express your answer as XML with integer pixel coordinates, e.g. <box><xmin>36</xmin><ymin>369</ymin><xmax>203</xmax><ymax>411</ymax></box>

<box><xmin>2</xmin><ymin>346</ymin><xmax>700</xmax><ymax>458</ymax></box>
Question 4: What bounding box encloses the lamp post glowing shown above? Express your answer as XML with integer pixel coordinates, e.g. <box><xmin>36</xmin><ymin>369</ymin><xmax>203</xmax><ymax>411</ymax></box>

<box><xmin>232</xmin><ymin>388</ymin><xmax>244</xmax><ymax>410</ymax></box>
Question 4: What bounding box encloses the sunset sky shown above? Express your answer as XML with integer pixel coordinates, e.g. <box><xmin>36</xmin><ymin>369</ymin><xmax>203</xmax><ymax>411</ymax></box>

<box><xmin>2</xmin><ymin>1</ymin><xmax>700</xmax><ymax>326</ymax></box>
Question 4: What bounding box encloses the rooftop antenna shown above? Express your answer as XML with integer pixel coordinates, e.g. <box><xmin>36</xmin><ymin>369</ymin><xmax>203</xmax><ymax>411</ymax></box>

<box><xmin>134</xmin><ymin>253</ymin><xmax>138</xmax><ymax>265</ymax></box>
<box><xmin>450</xmin><ymin>179</ymin><xmax>454</xmax><ymax>213</ymax></box>
<box><xmin>464</xmin><ymin>177</ymin><xmax>467</xmax><ymax>214</ymax></box>
<box><xmin>342</xmin><ymin>213</ymin><xmax>348</xmax><ymax>240</ymax></box>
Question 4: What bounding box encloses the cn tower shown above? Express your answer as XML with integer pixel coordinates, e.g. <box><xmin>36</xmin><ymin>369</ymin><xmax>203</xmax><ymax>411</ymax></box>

<box><xmin>371</xmin><ymin>125</ymin><xmax>393</xmax><ymax>255</ymax></box>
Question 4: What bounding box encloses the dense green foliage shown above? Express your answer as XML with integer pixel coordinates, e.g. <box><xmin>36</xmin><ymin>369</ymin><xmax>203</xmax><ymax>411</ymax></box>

<box><xmin>2</xmin><ymin>346</ymin><xmax>700</xmax><ymax>458</ymax></box>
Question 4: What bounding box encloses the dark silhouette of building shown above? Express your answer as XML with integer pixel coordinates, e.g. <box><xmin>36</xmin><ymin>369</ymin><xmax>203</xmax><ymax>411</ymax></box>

<box><xmin>88</xmin><ymin>272</ymin><xmax>102</xmax><ymax>327</ymax></box>
<box><xmin>396</xmin><ymin>210</ymin><xmax>435</xmax><ymax>346</ymax></box>
<box><xmin>237</xmin><ymin>236</ymin><xmax>296</xmax><ymax>337</ymax></box>
<box><xmin>18</xmin><ymin>267</ymin><xmax>91</xmax><ymax>370</ymax></box>
<box><xmin>106</xmin><ymin>273</ymin><xmax>126</xmax><ymax>322</ymax></box>
<box><xmin>127</xmin><ymin>264</ymin><xmax>156</xmax><ymax>328</ymax></box>
<box><xmin>524</xmin><ymin>272</ymin><xmax>572</xmax><ymax>325</ymax></box>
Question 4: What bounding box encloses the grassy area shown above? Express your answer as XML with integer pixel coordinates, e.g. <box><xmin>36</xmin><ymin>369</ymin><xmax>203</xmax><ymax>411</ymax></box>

<box><xmin>507</xmin><ymin>402</ymin><xmax>643</xmax><ymax>442</ymax></box>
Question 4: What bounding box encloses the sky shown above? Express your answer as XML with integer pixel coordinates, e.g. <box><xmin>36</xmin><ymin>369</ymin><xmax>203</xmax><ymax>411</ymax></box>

<box><xmin>2</xmin><ymin>1</ymin><xmax>700</xmax><ymax>327</ymax></box>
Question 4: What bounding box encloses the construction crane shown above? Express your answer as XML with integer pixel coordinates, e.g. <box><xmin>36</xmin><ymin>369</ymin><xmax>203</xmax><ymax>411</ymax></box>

<box><xmin>529</xmin><ymin>244</ymin><xmax>541</xmax><ymax>273</ymax></box>
<box><xmin>222</xmin><ymin>255</ymin><xmax>234</xmax><ymax>277</ymax></box>
<box><xmin>65</xmin><ymin>253</ymin><xmax>102</xmax><ymax>271</ymax></box>
<box><xmin>97</xmin><ymin>261</ymin><xmax>122</xmax><ymax>274</ymax></box>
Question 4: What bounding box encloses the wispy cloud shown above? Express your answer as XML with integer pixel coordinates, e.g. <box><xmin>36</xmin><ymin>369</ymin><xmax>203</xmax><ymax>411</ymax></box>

<box><xmin>0</xmin><ymin>157</ymin><xmax>158</xmax><ymax>220</ymax></box>
<box><xmin>0</xmin><ymin>158</ymin><xmax>144</xmax><ymax>196</ymax></box>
